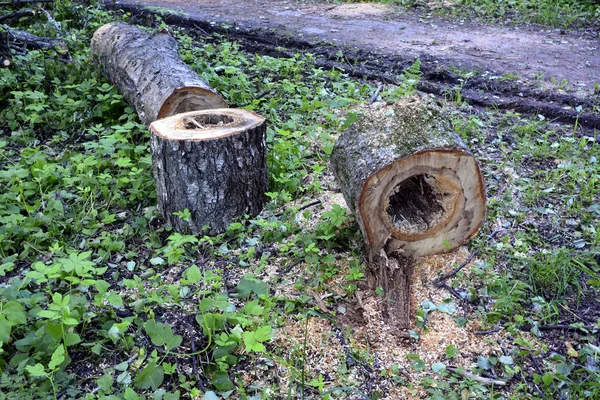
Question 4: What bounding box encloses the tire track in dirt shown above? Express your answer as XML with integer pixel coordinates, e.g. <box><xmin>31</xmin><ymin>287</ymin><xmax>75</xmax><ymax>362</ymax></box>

<box><xmin>110</xmin><ymin>0</ymin><xmax>600</xmax><ymax>129</ymax></box>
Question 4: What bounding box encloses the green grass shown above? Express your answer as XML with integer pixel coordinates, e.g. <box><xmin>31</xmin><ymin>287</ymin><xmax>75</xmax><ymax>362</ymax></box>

<box><xmin>0</xmin><ymin>1</ymin><xmax>599</xmax><ymax>399</ymax></box>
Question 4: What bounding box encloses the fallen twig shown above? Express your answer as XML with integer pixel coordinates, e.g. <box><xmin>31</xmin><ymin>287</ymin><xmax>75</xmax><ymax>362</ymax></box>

<box><xmin>281</xmin><ymin>258</ymin><xmax>304</xmax><ymax>274</ymax></box>
<box><xmin>434</xmin><ymin>250</ymin><xmax>477</xmax><ymax>284</ymax></box>
<box><xmin>39</xmin><ymin>7</ymin><xmax>60</xmax><ymax>33</ymax></box>
<box><xmin>0</xmin><ymin>8</ymin><xmax>34</xmax><ymax>24</ymax></box>
<box><xmin>475</xmin><ymin>327</ymin><xmax>501</xmax><ymax>335</ymax></box>
<box><xmin>436</xmin><ymin>281</ymin><xmax>476</xmax><ymax>306</ymax></box>
<box><xmin>0</xmin><ymin>0</ymin><xmax>52</xmax><ymax>5</ymax></box>
<box><xmin>274</xmin><ymin>199</ymin><xmax>321</xmax><ymax>218</ymax></box>
<box><xmin>447</xmin><ymin>366</ymin><xmax>507</xmax><ymax>386</ymax></box>
<box><xmin>190</xmin><ymin>336</ymin><xmax>207</xmax><ymax>393</ymax></box>
<box><xmin>7</xmin><ymin>27</ymin><xmax>66</xmax><ymax>51</ymax></box>
<box><xmin>369</xmin><ymin>83</ymin><xmax>383</xmax><ymax>105</ymax></box>
<box><xmin>309</xmin><ymin>290</ymin><xmax>331</xmax><ymax>313</ymax></box>
<box><xmin>519</xmin><ymin>323</ymin><xmax>597</xmax><ymax>333</ymax></box>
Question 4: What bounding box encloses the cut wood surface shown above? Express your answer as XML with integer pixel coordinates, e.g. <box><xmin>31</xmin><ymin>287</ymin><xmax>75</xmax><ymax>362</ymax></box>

<box><xmin>331</xmin><ymin>94</ymin><xmax>486</xmax><ymax>333</ymax></box>
<box><xmin>91</xmin><ymin>22</ymin><xmax>227</xmax><ymax>126</ymax></box>
<box><xmin>150</xmin><ymin>108</ymin><xmax>267</xmax><ymax>235</ymax></box>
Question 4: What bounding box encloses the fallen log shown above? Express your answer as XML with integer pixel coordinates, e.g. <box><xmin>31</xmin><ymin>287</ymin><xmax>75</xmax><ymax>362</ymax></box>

<box><xmin>150</xmin><ymin>108</ymin><xmax>267</xmax><ymax>235</ymax></box>
<box><xmin>330</xmin><ymin>94</ymin><xmax>485</xmax><ymax>334</ymax></box>
<box><xmin>91</xmin><ymin>22</ymin><xmax>226</xmax><ymax>126</ymax></box>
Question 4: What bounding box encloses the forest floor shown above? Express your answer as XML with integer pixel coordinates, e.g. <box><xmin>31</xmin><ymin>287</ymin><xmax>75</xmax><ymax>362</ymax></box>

<box><xmin>1</xmin><ymin>1</ymin><xmax>599</xmax><ymax>399</ymax></box>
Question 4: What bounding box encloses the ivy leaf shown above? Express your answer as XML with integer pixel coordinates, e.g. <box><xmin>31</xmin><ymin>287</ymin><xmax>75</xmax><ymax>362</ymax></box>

<box><xmin>432</xmin><ymin>362</ymin><xmax>446</xmax><ymax>373</ymax></box>
<box><xmin>243</xmin><ymin>331</ymin><xmax>264</xmax><ymax>353</ymax></box>
<box><xmin>499</xmin><ymin>355</ymin><xmax>514</xmax><ymax>365</ymax></box>
<box><xmin>144</xmin><ymin>320</ymin><xmax>182</xmax><ymax>350</ymax></box>
<box><xmin>242</xmin><ymin>326</ymin><xmax>273</xmax><ymax>354</ymax></box>
<box><xmin>211</xmin><ymin>371</ymin><xmax>234</xmax><ymax>391</ymax></box>
<box><xmin>477</xmin><ymin>356</ymin><xmax>492</xmax><ymax>370</ymax></box>
<box><xmin>445</xmin><ymin>344</ymin><xmax>459</xmax><ymax>359</ymax></box>
<box><xmin>438</xmin><ymin>302</ymin><xmax>457</xmax><ymax>315</ymax></box>
<box><xmin>134</xmin><ymin>361</ymin><xmax>164</xmax><ymax>390</ymax></box>
<box><xmin>236</xmin><ymin>275</ymin><xmax>269</xmax><ymax>299</ymax></box>
<box><xmin>201</xmin><ymin>391</ymin><xmax>220</xmax><ymax>400</ymax></box>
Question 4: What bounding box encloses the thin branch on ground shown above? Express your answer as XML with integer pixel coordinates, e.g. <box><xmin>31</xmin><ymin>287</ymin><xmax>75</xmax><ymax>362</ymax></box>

<box><xmin>0</xmin><ymin>0</ymin><xmax>52</xmax><ymax>5</ymax></box>
<box><xmin>434</xmin><ymin>250</ymin><xmax>477</xmax><ymax>284</ymax></box>
<box><xmin>190</xmin><ymin>336</ymin><xmax>207</xmax><ymax>393</ymax></box>
<box><xmin>475</xmin><ymin>327</ymin><xmax>501</xmax><ymax>335</ymax></box>
<box><xmin>369</xmin><ymin>83</ymin><xmax>383</xmax><ymax>105</ymax></box>
<box><xmin>447</xmin><ymin>367</ymin><xmax>508</xmax><ymax>386</ymax></box>
<box><xmin>519</xmin><ymin>324</ymin><xmax>597</xmax><ymax>333</ymax></box>
<box><xmin>0</xmin><ymin>8</ymin><xmax>34</xmax><ymax>24</ymax></box>
<box><xmin>275</xmin><ymin>199</ymin><xmax>321</xmax><ymax>218</ymax></box>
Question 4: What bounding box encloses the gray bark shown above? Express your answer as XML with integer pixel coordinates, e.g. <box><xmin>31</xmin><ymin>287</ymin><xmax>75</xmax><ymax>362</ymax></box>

<box><xmin>90</xmin><ymin>22</ymin><xmax>226</xmax><ymax>126</ymax></box>
<box><xmin>150</xmin><ymin>109</ymin><xmax>267</xmax><ymax>236</ymax></box>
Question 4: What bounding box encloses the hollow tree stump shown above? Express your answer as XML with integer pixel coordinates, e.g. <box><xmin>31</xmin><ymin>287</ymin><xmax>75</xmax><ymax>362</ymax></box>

<box><xmin>330</xmin><ymin>94</ymin><xmax>485</xmax><ymax>334</ymax></box>
<box><xmin>150</xmin><ymin>108</ymin><xmax>267</xmax><ymax>235</ymax></box>
<box><xmin>91</xmin><ymin>22</ymin><xmax>227</xmax><ymax>126</ymax></box>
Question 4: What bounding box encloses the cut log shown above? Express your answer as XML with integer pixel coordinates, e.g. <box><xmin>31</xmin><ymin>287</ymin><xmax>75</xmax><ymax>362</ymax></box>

<box><xmin>150</xmin><ymin>108</ymin><xmax>267</xmax><ymax>235</ymax></box>
<box><xmin>330</xmin><ymin>94</ymin><xmax>485</xmax><ymax>334</ymax></box>
<box><xmin>90</xmin><ymin>22</ymin><xmax>227</xmax><ymax>126</ymax></box>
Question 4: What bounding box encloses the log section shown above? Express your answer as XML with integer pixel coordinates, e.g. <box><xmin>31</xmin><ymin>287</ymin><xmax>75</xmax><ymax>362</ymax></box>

<box><xmin>330</xmin><ymin>94</ymin><xmax>485</xmax><ymax>333</ymax></box>
<box><xmin>150</xmin><ymin>108</ymin><xmax>267</xmax><ymax>235</ymax></box>
<box><xmin>91</xmin><ymin>22</ymin><xmax>226</xmax><ymax>126</ymax></box>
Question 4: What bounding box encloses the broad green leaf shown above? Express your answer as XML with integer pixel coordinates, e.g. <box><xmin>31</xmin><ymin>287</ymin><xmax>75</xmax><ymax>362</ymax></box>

<box><xmin>236</xmin><ymin>275</ymin><xmax>269</xmax><ymax>299</ymax></box>
<box><xmin>97</xmin><ymin>374</ymin><xmax>114</xmax><ymax>393</ymax></box>
<box><xmin>65</xmin><ymin>332</ymin><xmax>81</xmax><ymax>347</ymax></box>
<box><xmin>26</xmin><ymin>363</ymin><xmax>46</xmax><ymax>377</ymax></box>
<box><xmin>124</xmin><ymin>387</ymin><xmax>140</xmax><ymax>400</ymax></box>
<box><xmin>48</xmin><ymin>345</ymin><xmax>65</xmax><ymax>370</ymax></box>
<box><xmin>3</xmin><ymin>302</ymin><xmax>26</xmax><ymax>324</ymax></box>
<box><xmin>134</xmin><ymin>361</ymin><xmax>164</xmax><ymax>390</ymax></box>
<box><xmin>37</xmin><ymin>310</ymin><xmax>58</xmax><ymax>319</ymax></box>
<box><xmin>107</xmin><ymin>292</ymin><xmax>123</xmax><ymax>307</ymax></box>
<box><xmin>254</xmin><ymin>325</ymin><xmax>272</xmax><ymax>342</ymax></box>
<box><xmin>0</xmin><ymin>316</ymin><xmax>11</xmax><ymax>343</ymax></box>
<box><xmin>185</xmin><ymin>265</ymin><xmax>202</xmax><ymax>283</ymax></box>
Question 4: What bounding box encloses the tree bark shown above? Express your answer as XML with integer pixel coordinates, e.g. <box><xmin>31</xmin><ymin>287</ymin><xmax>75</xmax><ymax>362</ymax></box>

<box><xmin>90</xmin><ymin>22</ymin><xmax>227</xmax><ymax>126</ymax></box>
<box><xmin>330</xmin><ymin>94</ymin><xmax>486</xmax><ymax>333</ymax></box>
<box><xmin>150</xmin><ymin>108</ymin><xmax>267</xmax><ymax>236</ymax></box>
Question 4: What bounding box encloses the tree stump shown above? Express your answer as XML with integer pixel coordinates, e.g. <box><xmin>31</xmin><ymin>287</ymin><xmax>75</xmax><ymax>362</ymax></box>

<box><xmin>330</xmin><ymin>94</ymin><xmax>485</xmax><ymax>334</ymax></box>
<box><xmin>90</xmin><ymin>22</ymin><xmax>227</xmax><ymax>126</ymax></box>
<box><xmin>150</xmin><ymin>108</ymin><xmax>267</xmax><ymax>235</ymax></box>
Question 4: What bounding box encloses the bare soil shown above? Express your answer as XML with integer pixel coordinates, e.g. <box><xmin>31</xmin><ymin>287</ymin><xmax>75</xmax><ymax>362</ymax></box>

<box><xmin>111</xmin><ymin>0</ymin><xmax>600</xmax><ymax>128</ymax></box>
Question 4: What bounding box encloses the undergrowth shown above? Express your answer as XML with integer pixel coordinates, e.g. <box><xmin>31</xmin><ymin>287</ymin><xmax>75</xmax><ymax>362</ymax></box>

<box><xmin>0</xmin><ymin>1</ymin><xmax>598</xmax><ymax>399</ymax></box>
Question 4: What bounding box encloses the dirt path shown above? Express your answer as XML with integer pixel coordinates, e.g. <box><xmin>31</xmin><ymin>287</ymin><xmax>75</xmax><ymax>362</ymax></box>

<box><xmin>113</xmin><ymin>0</ymin><xmax>600</xmax><ymax>127</ymax></box>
